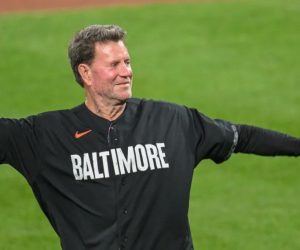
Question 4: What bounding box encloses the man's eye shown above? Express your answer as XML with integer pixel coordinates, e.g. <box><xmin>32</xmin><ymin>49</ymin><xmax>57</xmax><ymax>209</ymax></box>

<box><xmin>111</xmin><ymin>63</ymin><xmax>118</xmax><ymax>67</ymax></box>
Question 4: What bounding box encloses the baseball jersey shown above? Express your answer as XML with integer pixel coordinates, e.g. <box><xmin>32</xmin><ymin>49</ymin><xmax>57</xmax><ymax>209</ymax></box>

<box><xmin>0</xmin><ymin>98</ymin><xmax>237</xmax><ymax>250</ymax></box>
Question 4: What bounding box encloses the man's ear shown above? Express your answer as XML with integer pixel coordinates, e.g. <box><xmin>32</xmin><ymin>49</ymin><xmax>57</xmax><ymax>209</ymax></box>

<box><xmin>78</xmin><ymin>64</ymin><xmax>92</xmax><ymax>86</ymax></box>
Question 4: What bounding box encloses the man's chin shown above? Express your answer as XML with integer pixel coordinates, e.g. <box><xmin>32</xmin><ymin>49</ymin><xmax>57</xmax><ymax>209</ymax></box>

<box><xmin>121</xmin><ymin>91</ymin><xmax>132</xmax><ymax>100</ymax></box>
<box><xmin>115</xmin><ymin>92</ymin><xmax>132</xmax><ymax>104</ymax></box>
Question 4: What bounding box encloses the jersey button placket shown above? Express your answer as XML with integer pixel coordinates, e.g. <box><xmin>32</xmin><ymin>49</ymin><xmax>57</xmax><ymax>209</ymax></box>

<box><xmin>108</xmin><ymin>124</ymin><xmax>130</xmax><ymax>249</ymax></box>
<box><xmin>121</xmin><ymin>179</ymin><xmax>126</xmax><ymax>186</ymax></box>
<box><xmin>119</xmin><ymin>235</ymin><xmax>129</xmax><ymax>250</ymax></box>
<box><xmin>108</xmin><ymin>123</ymin><xmax>124</xmax><ymax>248</ymax></box>
<box><xmin>108</xmin><ymin>124</ymin><xmax>129</xmax><ymax>249</ymax></box>
<box><xmin>108</xmin><ymin>124</ymin><xmax>126</xmax><ymax>188</ymax></box>
<box><xmin>123</xmin><ymin>236</ymin><xmax>128</xmax><ymax>243</ymax></box>
<box><xmin>108</xmin><ymin>124</ymin><xmax>118</xmax><ymax>148</ymax></box>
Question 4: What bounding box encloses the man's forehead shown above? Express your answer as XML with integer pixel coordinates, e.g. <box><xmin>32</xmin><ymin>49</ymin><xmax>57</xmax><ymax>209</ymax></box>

<box><xmin>94</xmin><ymin>41</ymin><xmax>129</xmax><ymax>59</ymax></box>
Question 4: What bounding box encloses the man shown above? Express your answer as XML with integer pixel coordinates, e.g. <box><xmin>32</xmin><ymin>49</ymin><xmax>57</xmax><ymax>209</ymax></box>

<box><xmin>0</xmin><ymin>24</ymin><xmax>299</xmax><ymax>250</ymax></box>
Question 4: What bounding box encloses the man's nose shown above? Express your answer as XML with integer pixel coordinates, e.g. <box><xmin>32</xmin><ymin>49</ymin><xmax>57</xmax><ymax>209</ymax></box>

<box><xmin>119</xmin><ymin>62</ymin><xmax>132</xmax><ymax>77</ymax></box>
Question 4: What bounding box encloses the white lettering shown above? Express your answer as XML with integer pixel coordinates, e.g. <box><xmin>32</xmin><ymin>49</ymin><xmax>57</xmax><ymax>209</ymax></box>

<box><xmin>135</xmin><ymin>144</ymin><xmax>149</xmax><ymax>171</ymax></box>
<box><xmin>156</xmin><ymin>143</ymin><xmax>169</xmax><ymax>168</ymax></box>
<box><xmin>117</xmin><ymin>147</ymin><xmax>137</xmax><ymax>174</ymax></box>
<box><xmin>83</xmin><ymin>153</ymin><xmax>95</xmax><ymax>180</ymax></box>
<box><xmin>145</xmin><ymin>144</ymin><xmax>161</xmax><ymax>170</ymax></box>
<box><xmin>110</xmin><ymin>149</ymin><xmax>120</xmax><ymax>175</ymax></box>
<box><xmin>70</xmin><ymin>143</ymin><xmax>169</xmax><ymax>180</ymax></box>
<box><xmin>99</xmin><ymin>151</ymin><xmax>110</xmax><ymax>178</ymax></box>
<box><xmin>92</xmin><ymin>152</ymin><xmax>103</xmax><ymax>179</ymax></box>
<box><xmin>71</xmin><ymin>155</ymin><xmax>83</xmax><ymax>180</ymax></box>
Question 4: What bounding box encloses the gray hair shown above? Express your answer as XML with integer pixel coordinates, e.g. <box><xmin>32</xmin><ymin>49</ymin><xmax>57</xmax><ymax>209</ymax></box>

<box><xmin>68</xmin><ymin>24</ymin><xmax>127</xmax><ymax>87</ymax></box>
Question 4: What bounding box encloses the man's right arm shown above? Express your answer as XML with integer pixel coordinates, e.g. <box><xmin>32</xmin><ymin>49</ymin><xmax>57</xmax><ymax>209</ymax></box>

<box><xmin>0</xmin><ymin>118</ymin><xmax>20</xmax><ymax>165</ymax></box>
<box><xmin>0</xmin><ymin>117</ymin><xmax>38</xmax><ymax>180</ymax></box>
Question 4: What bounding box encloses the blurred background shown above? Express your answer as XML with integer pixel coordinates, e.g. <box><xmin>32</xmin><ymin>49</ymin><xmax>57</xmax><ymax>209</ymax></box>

<box><xmin>0</xmin><ymin>0</ymin><xmax>300</xmax><ymax>249</ymax></box>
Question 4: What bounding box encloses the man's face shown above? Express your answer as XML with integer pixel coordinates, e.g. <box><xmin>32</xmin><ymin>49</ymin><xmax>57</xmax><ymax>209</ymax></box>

<box><xmin>85</xmin><ymin>40</ymin><xmax>133</xmax><ymax>104</ymax></box>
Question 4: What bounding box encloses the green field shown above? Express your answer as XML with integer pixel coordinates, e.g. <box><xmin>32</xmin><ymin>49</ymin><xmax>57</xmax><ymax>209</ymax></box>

<box><xmin>0</xmin><ymin>0</ymin><xmax>300</xmax><ymax>249</ymax></box>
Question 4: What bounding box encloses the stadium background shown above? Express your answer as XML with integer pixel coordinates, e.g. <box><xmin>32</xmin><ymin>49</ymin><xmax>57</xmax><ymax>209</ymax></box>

<box><xmin>0</xmin><ymin>0</ymin><xmax>299</xmax><ymax>249</ymax></box>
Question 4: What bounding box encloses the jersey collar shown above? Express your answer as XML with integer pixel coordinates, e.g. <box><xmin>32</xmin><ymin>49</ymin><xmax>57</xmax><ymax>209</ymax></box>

<box><xmin>71</xmin><ymin>98</ymin><xmax>140</xmax><ymax>134</ymax></box>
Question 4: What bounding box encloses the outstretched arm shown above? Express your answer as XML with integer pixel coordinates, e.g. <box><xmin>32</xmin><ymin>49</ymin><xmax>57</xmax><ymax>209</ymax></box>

<box><xmin>234</xmin><ymin>125</ymin><xmax>300</xmax><ymax>156</ymax></box>
<box><xmin>0</xmin><ymin>118</ymin><xmax>15</xmax><ymax>165</ymax></box>
<box><xmin>0</xmin><ymin>117</ymin><xmax>38</xmax><ymax>180</ymax></box>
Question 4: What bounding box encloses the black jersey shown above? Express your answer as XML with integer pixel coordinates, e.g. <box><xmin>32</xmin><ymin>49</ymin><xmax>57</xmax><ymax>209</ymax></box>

<box><xmin>0</xmin><ymin>98</ymin><xmax>237</xmax><ymax>250</ymax></box>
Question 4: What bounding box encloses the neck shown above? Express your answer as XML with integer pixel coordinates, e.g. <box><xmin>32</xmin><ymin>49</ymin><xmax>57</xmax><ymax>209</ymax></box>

<box><xmin>85</xmin><ymin>97</ymin><xmax>127</xmax><ymax>121</ymax></box>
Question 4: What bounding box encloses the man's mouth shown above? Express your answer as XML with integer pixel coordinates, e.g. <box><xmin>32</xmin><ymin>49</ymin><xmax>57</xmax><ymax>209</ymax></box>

<box><xmin>116</xmin><ymin>81</ymin><xmax>131</xmax><ymax>85</ymax></box>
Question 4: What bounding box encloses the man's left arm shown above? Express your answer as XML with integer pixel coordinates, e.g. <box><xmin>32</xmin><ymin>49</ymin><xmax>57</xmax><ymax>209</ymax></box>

<box><xmin>234</xmin><ymin>125</ymin><xmax>300</xmax><ymax>156</ymax></box>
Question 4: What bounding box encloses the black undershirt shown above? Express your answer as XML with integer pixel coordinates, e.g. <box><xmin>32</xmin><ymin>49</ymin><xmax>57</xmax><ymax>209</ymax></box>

<box><xmin>235</xmin><ymin>125</ymin><xmax>300</xmax><ymax>156</ymax></box>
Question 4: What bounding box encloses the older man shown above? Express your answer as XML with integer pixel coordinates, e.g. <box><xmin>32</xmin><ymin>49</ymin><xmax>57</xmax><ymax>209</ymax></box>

<box><xmin>0</xmin><ymin>24</ymin><xmax>299</xmax><ymax>250</ymax></box>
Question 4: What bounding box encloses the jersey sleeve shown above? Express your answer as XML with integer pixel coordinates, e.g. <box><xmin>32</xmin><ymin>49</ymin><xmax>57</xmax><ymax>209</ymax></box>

<box><xmin>0</xmin><ymin>116</ymin><xmax>39</xmax><ymax>182</ymax></box>
<box><xmin>234</xmin><ymin>124</ymin><xmax>300</xmax><ymax>156</ymax></box>
<box><xmin>186</xmin><ymin>108</ymin><xmax>238</xmax><ymax>164</ymax></box>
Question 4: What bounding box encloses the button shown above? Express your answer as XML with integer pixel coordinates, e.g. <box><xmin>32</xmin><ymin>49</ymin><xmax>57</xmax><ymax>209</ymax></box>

<box><xmin>123</xmin><ymin>209</ymin><xmax>128</xmax><ymax>215</ymax></box>
<box><xmin>121</xmin><ymin>179</ymin><xmax>126</xmax><ymax>186</ymax></box>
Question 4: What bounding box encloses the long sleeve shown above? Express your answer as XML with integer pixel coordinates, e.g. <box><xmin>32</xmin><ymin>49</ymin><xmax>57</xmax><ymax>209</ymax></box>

<box><xmin>0</xmin><ymin>117</ymin><xmax>40</xmax><ymax>182</ymax></box>
<box><xmin>234</xmin><ymin>125</ymin><xmax>300</xmax><ymax>156</ymax></box>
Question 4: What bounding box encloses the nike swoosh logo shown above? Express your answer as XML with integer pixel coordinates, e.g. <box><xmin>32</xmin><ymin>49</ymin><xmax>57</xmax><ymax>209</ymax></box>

<box><xmin>75</xmin><ymin>129</ymin><xmax>92</xmax><ymax>139</ymax></box>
